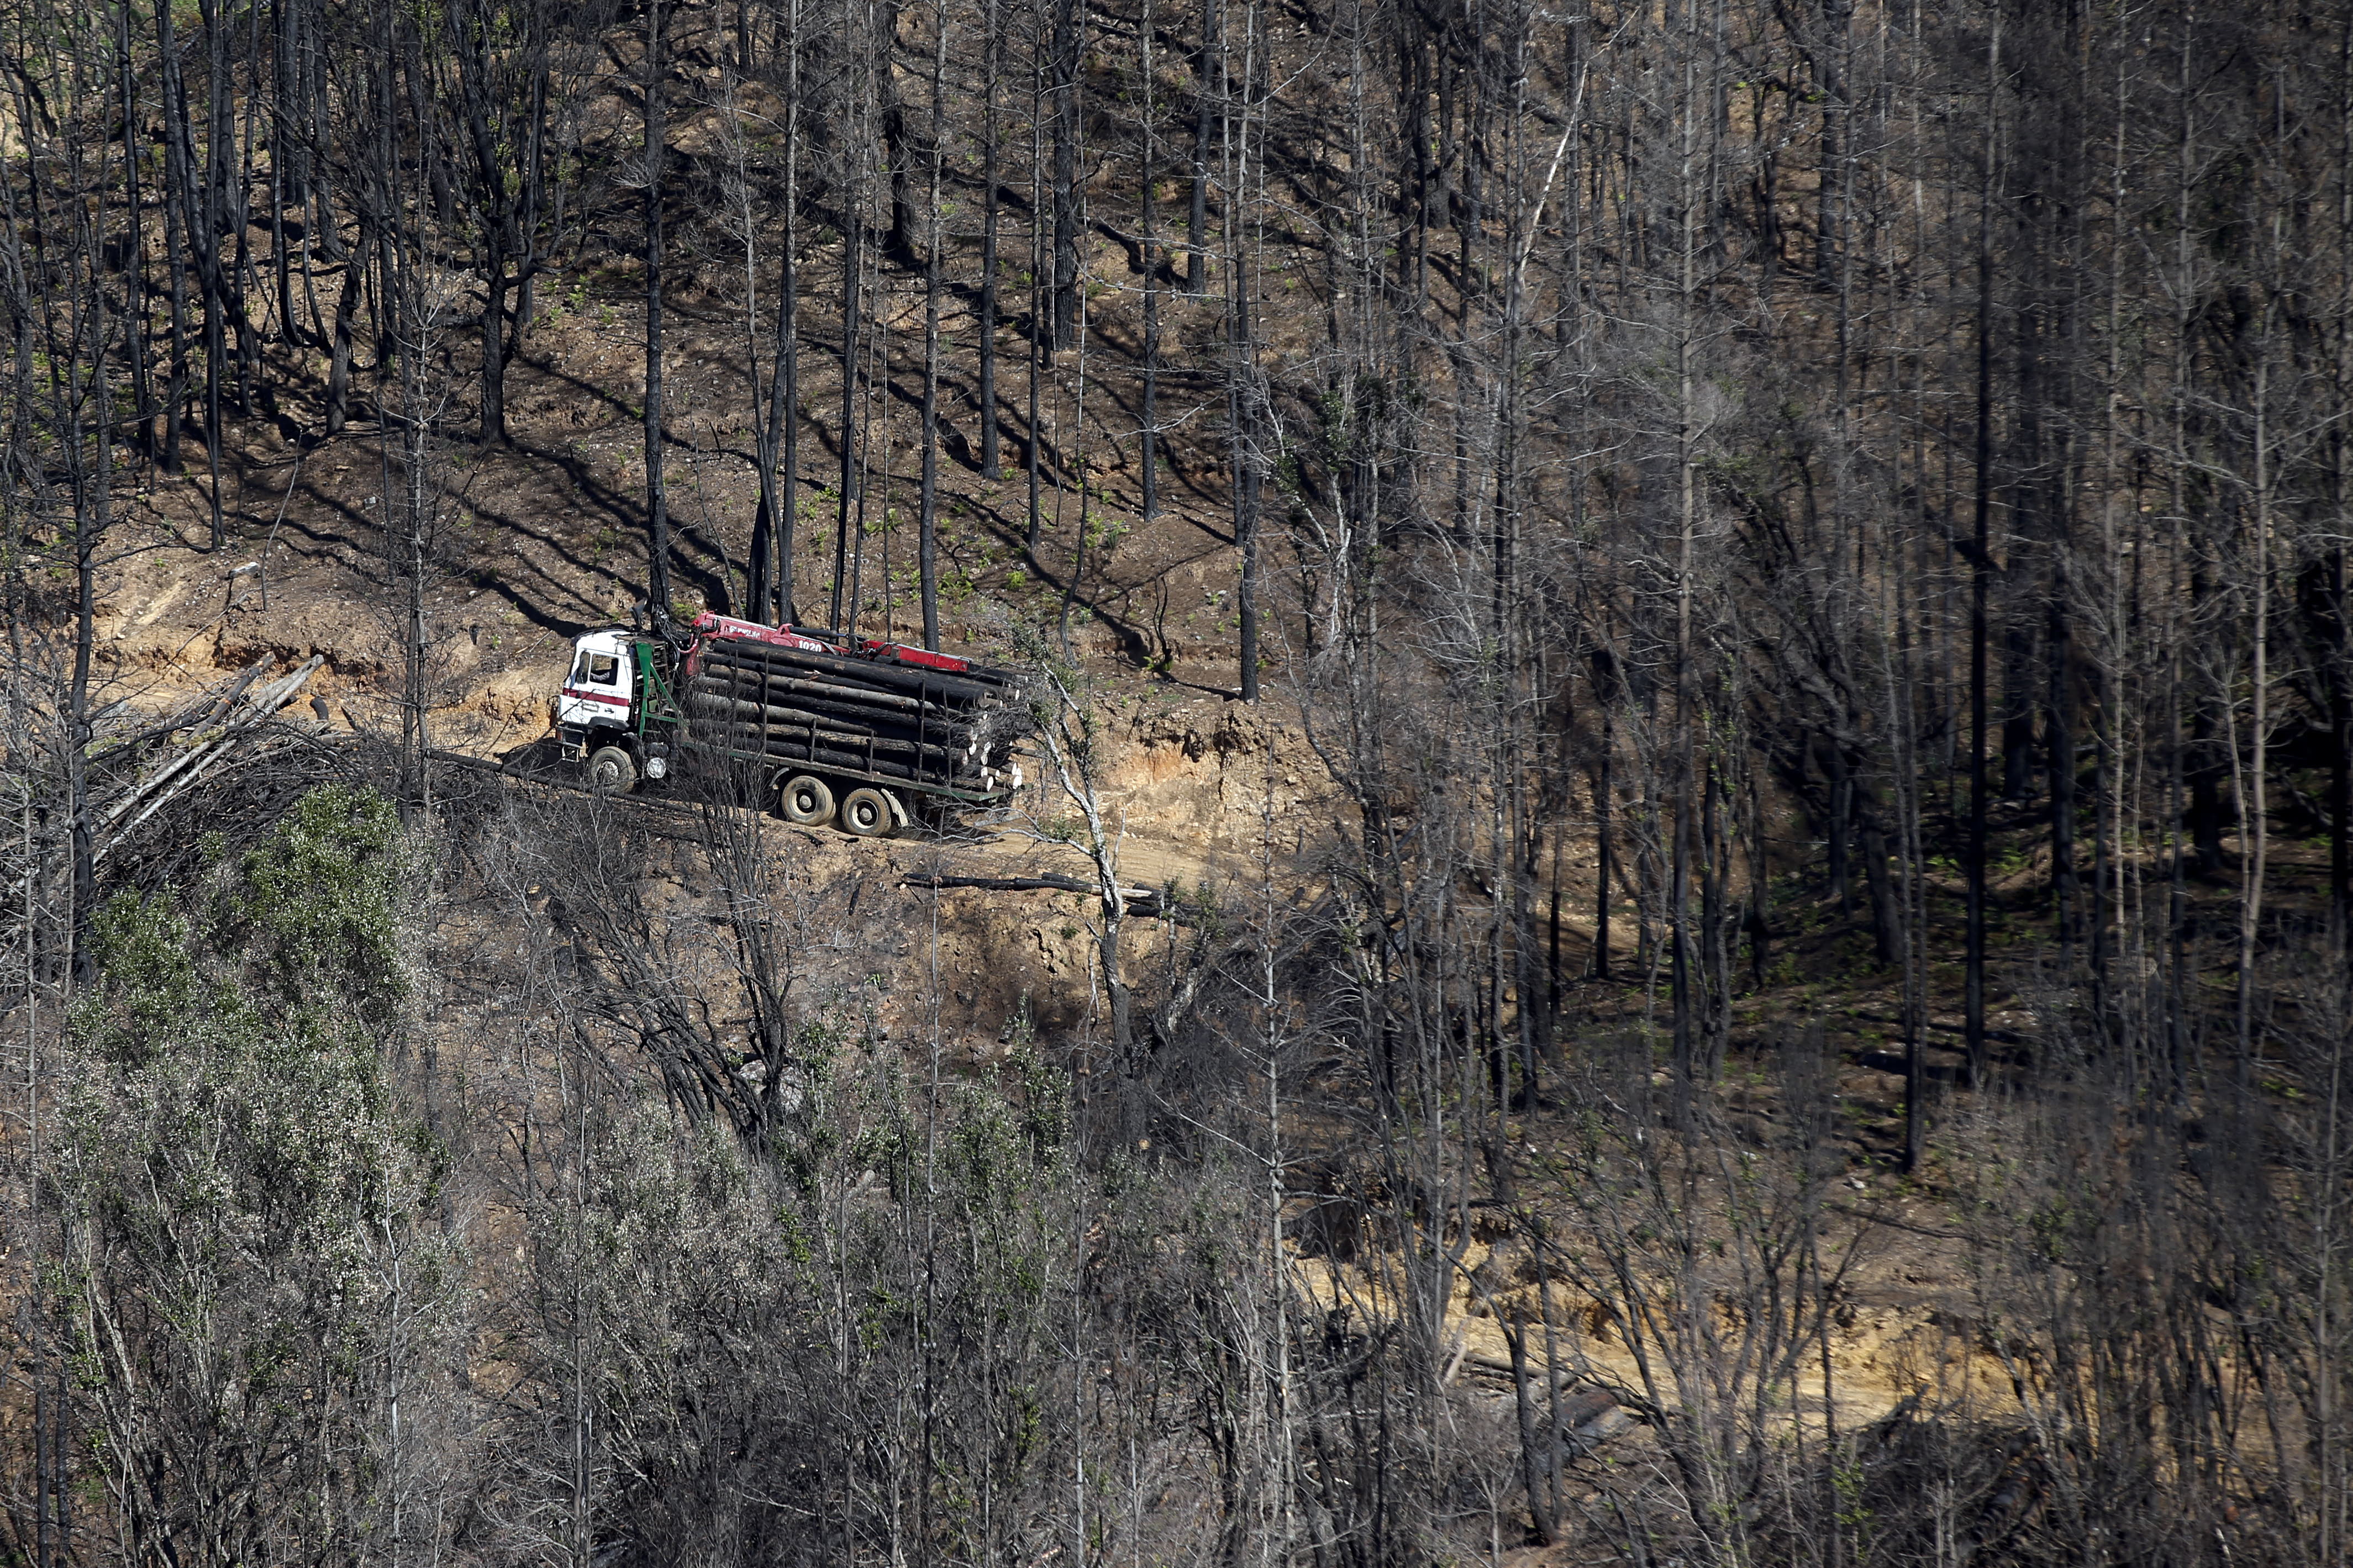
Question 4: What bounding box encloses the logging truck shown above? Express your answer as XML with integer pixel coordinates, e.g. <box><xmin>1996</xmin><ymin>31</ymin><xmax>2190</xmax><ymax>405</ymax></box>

<box><xmin>554</xmin><ymin>612</ymin><xmax>1029</xmax><ymax>835</ymax></box>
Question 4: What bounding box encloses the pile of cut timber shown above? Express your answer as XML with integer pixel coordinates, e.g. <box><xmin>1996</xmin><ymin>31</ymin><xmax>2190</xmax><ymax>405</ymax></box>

<box><xmin>682</xmin><ymin>638</ymin><xmax>1028</xmax><ymax>794</ymax></box>
<box><xmin>95</xmin><ymin>655</ymin><xmax>328</xmax><ymax>862</ymax></box>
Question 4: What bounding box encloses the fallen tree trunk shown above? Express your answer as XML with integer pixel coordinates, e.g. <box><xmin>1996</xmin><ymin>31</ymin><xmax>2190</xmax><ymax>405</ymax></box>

<box><xmin>901</xmin><ymin>871</ymin><xmax>1183</xmax><ymax>922</ymax></box>
<box><xmin>93</xmin><ymin>656</ymin><xmax>328</xmax><ymax>862</ymax></box>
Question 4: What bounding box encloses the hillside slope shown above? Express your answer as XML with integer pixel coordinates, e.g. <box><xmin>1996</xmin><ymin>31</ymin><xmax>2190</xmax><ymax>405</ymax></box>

<box><xmin>4</xmin><ymin>0</ymin><xmax>2347</xmax><ymax>1561</ymax></box>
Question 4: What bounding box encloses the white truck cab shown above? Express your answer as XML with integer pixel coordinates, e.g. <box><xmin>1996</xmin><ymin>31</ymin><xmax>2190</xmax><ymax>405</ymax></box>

<box><xmin>556</xmin><ymin>630</ymin><xmax>635</xmax><ymax>761</ymax></box>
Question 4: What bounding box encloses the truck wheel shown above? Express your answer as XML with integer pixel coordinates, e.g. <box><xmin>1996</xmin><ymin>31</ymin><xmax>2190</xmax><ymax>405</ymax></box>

<box><xmin>839</xmin><ymin>786</ymin><xmax>896</xmax><ymax>838</ymax></box>
<box><xmin>780</xmin><ymin>773</ymin><xmax>836</xmax><ymax>827</ymax></box>
<box><xmin>588</xmin><ymin>745</ymin><xmax>637</xmax><ymax>793</ymax></box>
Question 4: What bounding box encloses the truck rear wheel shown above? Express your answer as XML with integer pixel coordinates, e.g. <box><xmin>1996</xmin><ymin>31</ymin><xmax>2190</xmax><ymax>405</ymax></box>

<box><xmin>839</xmin><ymin>786</ymin><xmax>897</xmax><ymax>838</ymax></box>
<box><xmin>588</xmin><ymin>745</ymin><xmax>637</xmax><ymax>793</ymax></box>
<box><xmin>780</xmin><ymin>773</ymin><xmax>836</xmax><ymax>827</ymax></box>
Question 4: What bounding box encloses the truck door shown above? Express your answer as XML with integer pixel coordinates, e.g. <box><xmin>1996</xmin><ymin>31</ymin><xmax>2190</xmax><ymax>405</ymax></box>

<box><xmin>557</xmin><ymin>632</ymin><xmax>635</xmax><ymax>735</ymax></box>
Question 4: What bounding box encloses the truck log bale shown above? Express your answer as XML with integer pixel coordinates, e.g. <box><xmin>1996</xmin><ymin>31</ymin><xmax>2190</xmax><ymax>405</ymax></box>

<box><xmin>682</xmin><ymin>683</ymin><xmax>987</xmax><ymax>745</ymax></box>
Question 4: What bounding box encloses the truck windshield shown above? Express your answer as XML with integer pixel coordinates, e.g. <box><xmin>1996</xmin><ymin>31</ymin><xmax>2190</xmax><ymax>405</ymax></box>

<box><xmin>571</xmin><ymin>651</ymin><xmax>622</xmax><ymax>687</ymax></box>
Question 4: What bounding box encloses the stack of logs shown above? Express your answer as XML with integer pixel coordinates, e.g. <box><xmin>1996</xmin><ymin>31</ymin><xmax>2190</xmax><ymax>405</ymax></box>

<box><xmin>94</xmin><ymin>654</ymin><xmax>328</xmax><ymax>865</ymax></box>
<box><xmin>682</xmin><ymin>637</ymin><xmax>1027</xmax><ymax>795</ymax></box>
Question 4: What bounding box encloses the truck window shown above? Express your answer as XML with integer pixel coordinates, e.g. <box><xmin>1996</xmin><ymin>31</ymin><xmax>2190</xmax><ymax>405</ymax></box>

<box><xmin>571</xmin><ymin>651</ymin><xmax>622</xmax><ymax>687</ymax></box>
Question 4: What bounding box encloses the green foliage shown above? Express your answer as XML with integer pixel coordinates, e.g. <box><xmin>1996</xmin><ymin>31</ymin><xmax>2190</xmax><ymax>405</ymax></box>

<box><xmin>69</xmin><ymin>783</ymin><xmax>430</xmax><ymax>1233</ymax></box>
<box><xmin>216</xmin><ymin>782</ymin><xmax>408</xmax><ymax>1018</ymax></box>
<box><xmin>55</xmin><ymin>785</ymin><xmax>447</xmax><ymax>1561</ymax></box>
<box><xmin>509</xmin><ymin>1030</ymin><xmax>1087</xmax><ymax>1565</ymax></box>
<box><xmin>73</xmin><ymin>895</ymin><xmax>198</xmax><ymax>1070</ymax></box>
<box><xmin>1081</xmin><ymin>508</ymin><xmax>1131</xmax><ymax>555</ymax></box>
